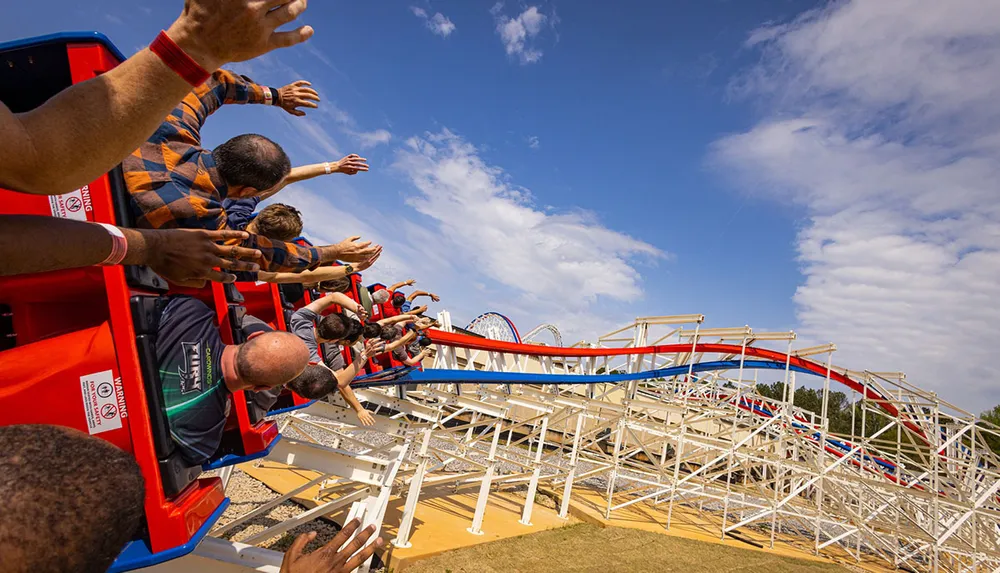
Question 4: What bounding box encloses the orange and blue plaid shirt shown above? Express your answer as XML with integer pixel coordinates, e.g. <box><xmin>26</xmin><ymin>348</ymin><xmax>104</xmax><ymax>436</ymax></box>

<box><xmin>123</xmin><ymin>70</ymin><xmax>321</xmax><ymax>273</ymax></box>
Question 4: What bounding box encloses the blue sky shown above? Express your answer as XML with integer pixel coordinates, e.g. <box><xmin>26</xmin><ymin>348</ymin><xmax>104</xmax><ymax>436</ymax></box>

<box><xmin>5</xmin><ymin>1</ymin><xmax>1000</xmax><ymax>410</ymax></box>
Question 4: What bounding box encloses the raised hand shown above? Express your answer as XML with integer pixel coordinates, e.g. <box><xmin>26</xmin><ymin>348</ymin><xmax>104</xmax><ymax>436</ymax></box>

<box><xmin>333</xmin><ymin>236</ymin><xmax>381</xmax><ymax>263</ymax></box>
<box><xmin>429</xmin><ymin>293</ymin><xmax>441</xmax><ymax>302</ymax></box>
<box><xmin>355</xmin><ymin>247</ymin><xmax>382</xmax><ymax>272</ymax></box>
<box><xmin>167</xmin><ymin>0</ymin><xmax>314</xmax><ymax>72</ymax></box>
<box><xmin>130</xmin><ymin>228</ymin><xmax>262</xmax><ymax>287</ymax></box>
<box><xmin>279</xmin><ymin>519</ymin><xmax>382</xmax><ymax>573</ymax></box>
<box><xmin>331</xmin><ymin>154</ymin><xmax>369</xmax><ymax>176</ymax></box>
<box><xmin>278</xmin><ymin>80</ymin><xmax>321</xmax><ymax>117</ymax></box>
<box><xmin>360</xmin><ymin>339</ymin><xmax>386</xmax><ymax>363</ymax></box>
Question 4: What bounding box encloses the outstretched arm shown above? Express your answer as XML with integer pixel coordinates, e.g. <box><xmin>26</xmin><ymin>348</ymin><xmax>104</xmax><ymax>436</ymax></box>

<box><xmin>0</xmin><ymin>0</ymin><xmax>314</xmax><ymax>196</ymax></box>
<box><xmin>406</xmin><ymin>290</ymin><xmax>440</xmax><ymax>303</ymax></box>
<box><xmin>0</xmin><ymin>215</ymin><xmax>260</xmax><ymax>285</ymax></box>
<box><xmin>303</xmin><ymin>292</ymin><xmax>350</xmax><ymax>315</ymax></box>
<box><xmin>234</xmin><ymin>235</ymin><xmax>381</xmax><ymax>274</ymax></box>
<box><xmin>376</xmin><ymin>314</ymin><xmax>415</xmax><ymax>327</ymax></box>
<box><xmin>404</xmin><ymin>305</ymin><xmax>429</xmax><ymax>316</ymax></box>
<box><xmin>384</xmin><ymin>331</ymin><xmax>418</xmax><ymax>353</ymax></box>
<box><xmin>401</xmin><ymin>348</ymin><xmax>432</xmax><ymax>367</ymax></box>
<box><xmin>257</xmin><ymin>154</ymin><xmax>369</xmax><ymax>200</ymax></box>
<box><xmin>256</xmin><ymin>247</ymin><xmax>380</xmax><ymax>284</ymax></box>
<box><xmin>387</xmin><ymin>279</ymin><xmax>415</xmax><ymax>292</ymax></box>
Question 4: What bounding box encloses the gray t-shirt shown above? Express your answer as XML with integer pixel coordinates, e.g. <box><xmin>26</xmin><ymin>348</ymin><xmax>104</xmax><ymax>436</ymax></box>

<box><xmin>289</xmin><ymin>308</ymin><xmax>346</xmax><ymax>370</ymax></box>
<box><xmin>289</xmin><ymin>308</ymin><xmax>321</xmax><ymax>363</ymax></box>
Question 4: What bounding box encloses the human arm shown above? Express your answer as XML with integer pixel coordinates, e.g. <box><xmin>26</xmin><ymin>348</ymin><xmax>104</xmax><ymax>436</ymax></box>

<box><xmin>406</xmin><ymin>290</ymin><xmax>440</xmax><ymax>303</ymax></box>
<box><xmin>376</xmin><ymin>314</ymin><xmax>416</xmax><ymax>327</ymax></box>
<box><xmin>337</xmin><ymin>385</ymin><xmax>374</xmax><ymax>427</ymax></box>
<box><xmin>404</xmin><ymin>305</ymin><xmax>429</xmax><ymax>316</ymax></box>
<box><xmin>279</xmin><ymin>518</ymin><xmax>382</xmax><ymax>573</ymax></box>
<box><xmin>401</xmin><ymin>348</ymin><xmax>432</xmax><ymax>367</ymax></box>
<box><xmin>384</xmin><ymin>331</ymin><xmax>417</xmax><ymax>354</ymax></box>
<box><xmin>234</xmin><ymin>235</ymin><xmax>381</xmax><ymax>274</ymax></box>
<box><xmin>302</xmin><ymin>292</ymin><xmax>349</xmax><ymax>315</ymax></box>
<box><xmin>254</xmin><ymin>247</ymin><xmax>381</xmax><ymax>284</ymax></box>
<box><xmin>0</xmin><ymin>215</ymin><xmax>261</xmax><ymax>285</ymax></box>
<box><xmin>387</xmin><ymin>279</ymin><xmax>415</xmax><ymax>292</ymax></box>
<box><xmin>256</xmin><ymin>154</ymin><xmax>369</xmax><ymax>200</ymax></box>
<box><xmin>0</xmin><ymin>0</ymin><xmax>314</xmax><ymax>196</ymax></box>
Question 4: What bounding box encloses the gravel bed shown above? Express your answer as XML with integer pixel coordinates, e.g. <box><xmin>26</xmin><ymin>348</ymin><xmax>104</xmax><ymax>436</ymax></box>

<box><xmin>215</xmin><ymin>468</ymin><xmax>341</xmax><ymax>553</ymax></box>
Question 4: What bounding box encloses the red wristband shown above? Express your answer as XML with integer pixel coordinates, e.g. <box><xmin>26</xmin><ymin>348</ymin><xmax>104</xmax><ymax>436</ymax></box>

<box><xmin>149</xmin><ymin>30</ymin><xmax>211</xmax><ymax>87</ymax></box>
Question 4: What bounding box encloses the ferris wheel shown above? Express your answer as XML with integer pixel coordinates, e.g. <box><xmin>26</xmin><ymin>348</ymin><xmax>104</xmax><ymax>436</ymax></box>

<box><xmin>466</xmin><ymin>312</ymin><xmax>521</xmax><ymax>343</ymax></box>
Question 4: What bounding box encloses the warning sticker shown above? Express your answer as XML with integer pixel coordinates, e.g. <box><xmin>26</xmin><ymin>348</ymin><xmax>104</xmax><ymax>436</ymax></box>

<box><xmin>49</xmin><ymin>185</ymin><xmax>91</xmax><ymax>221</ymax></box>
<box><xmin>80</xmin><ymin>370</ymin><xmax>123</xmax><ymax>435</ymax></box>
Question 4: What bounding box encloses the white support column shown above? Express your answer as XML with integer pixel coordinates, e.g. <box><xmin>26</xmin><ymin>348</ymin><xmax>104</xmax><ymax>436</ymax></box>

<box><xmin>393</xmin><ymin>428</ymin><xmax>433</xmax><ymax>549</ymax></box>
<box><xmin>559</xmin><ymin>411</ymin><xmax>585</xmax><ymax>519</ymax></box>
<box><xmin>519</xmin><ymin>415</ymin><xmax>550</xmax><ymax>526</ymax></box>
<box><xmin>358</xmin><ymin>443</ymin><xmax>410</xmax><ymax>573</ymax></box>
<box><xmin>605</xmin><ymin>418</ymin><xmax>625</xmax><ymax>519</ymax></box>
<box><xmin>468</xmin><ymin>419</ymin><xmax>503</xmax><ymax>535</ymax></box>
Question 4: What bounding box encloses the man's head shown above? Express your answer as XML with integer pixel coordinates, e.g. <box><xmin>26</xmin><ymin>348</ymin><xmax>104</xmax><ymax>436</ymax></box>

<box><xmin>230</xmin><ymin>331</ymin><xmax>309</xmax><ymax>392</ymax></box>
<box><xmin>371</xmin><ymin>290</ymin><xmax>390</xmax><ymax>305</ymax></box>
<box><xmin>417</xmin><ymin>336</ymin><xmax>433</xmax><ymax>348</ymax></box>
<box><xmin>391</xmin><ymin>292</ymin><xmax>406</xmax><ymax>308</ymax></box>
<box><xmin>317</xmin><ymin>277</ymin><xmax>351</xmax><ymax>293</ymax></box>
<box><xmin>0</xmin><ymin>425</ymin><xmax>145</xmax><ymax>573</ymax></box>
<box><xmin>248</xmin><ymin>203</ymin><xmax>302</xmax><ymax>241</ymax></box>
<box><xmin>213</xmin><ymin>134</ymin><xmax>291</xmax><ymax>195</ymax></box>
<box><xmin>380</xmin><ymin>325</ymin><xmax>403</xmax><ymax>342</ymax></box>
<box><xmin>287</xmin><ymin>364</ymin><xmax>338</xmax><ymax>399</ymax></box>
<box><xmin>362</xmin><ymin>322</ymin><xmax>383</xmax><ymax>340</ymax></box>
<box><xmin>316</xmin><ymin>313</ymin><xmax>351</xmax><ymax>343</ymax></box>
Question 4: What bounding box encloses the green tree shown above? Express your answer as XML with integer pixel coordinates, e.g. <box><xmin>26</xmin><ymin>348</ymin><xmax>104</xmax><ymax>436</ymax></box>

<box><xmin>979</xmin><ymin>405</ymin><xmax>1000</xmax><ymax>455</ymax></box>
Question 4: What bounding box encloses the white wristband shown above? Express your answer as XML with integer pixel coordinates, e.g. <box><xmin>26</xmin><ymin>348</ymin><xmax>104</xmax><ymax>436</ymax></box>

<box><xmin>324</xmin><ymin>162</ymin><xmax>332</xmax><ymax>174</ymax></box>
<box><xmin>96</xmin><ymin>223</ymin><xmax>128</xmax><ymax>266</ymax></box>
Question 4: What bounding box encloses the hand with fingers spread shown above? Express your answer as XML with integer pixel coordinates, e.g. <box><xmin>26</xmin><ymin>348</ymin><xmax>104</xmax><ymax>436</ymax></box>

<box><xmin>356</xmin><ymin>410</ymin><xmax>376</xmax><ymax>427</ymax></box>
<box><xmin>330</xmin><ymin>236</ymin><xmax>381</xmax><ymax>263</ymax></box>
<box><xmin>167</xmin><ymin>0</ymin><xmax>315</xmax><ymax>72</ymax></box>
<box><xmin>279</xmin><ymin>519</ymin><xmax>383</xmax><ymax>573</ymax></box>
<box><xmin>360</xmin><ymin>339</ymin><xmax>386</xmax><ymax>363</ymax></box>
<box><xmin>429</xmin><ymin>293</ymin><xmax>441</xmax><ymax>303</ymax></box>
<box><xmin>130</xmin><ymin>228</ymin><xmax>263</xmax><ymax>287</ymax></box>
<box><xmin>354</xmin><ymin>247</ymin><xmax>382</xmax><ymax>273</ymax></box>
<box><xmin>277</xmin><ymin>80</ymin><xmax>321</xmax><ymax>117</ymax></box>
<box><xmin>330</xmin><ymin>154</ymin><xmax>369</xmax><ymax>176</ymax></box>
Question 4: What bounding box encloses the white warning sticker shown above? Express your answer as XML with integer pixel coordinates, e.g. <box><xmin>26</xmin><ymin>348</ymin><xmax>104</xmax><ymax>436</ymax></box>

<box><xmin>49</xmin><ymin>185</ymin><xmax>91</xmax><ymax>221</ymax></box>
<box><xmin>80</xmin><ymin>370</ymin><xmax>123</xmax><ymax>436</ymax></box>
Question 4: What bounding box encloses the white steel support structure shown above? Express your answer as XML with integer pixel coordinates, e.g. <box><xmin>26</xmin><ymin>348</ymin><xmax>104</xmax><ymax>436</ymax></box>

<box><xmin>199</xmin><ymin>312</ymin><xmax>1000</xmax><ymax>573</ymax></box>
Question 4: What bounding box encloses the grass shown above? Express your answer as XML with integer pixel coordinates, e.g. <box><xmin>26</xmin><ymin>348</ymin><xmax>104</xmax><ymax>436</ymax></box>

<box><xmin>400</xmin><ymin>523</ymin><xmax>845</xmax><ymax>573</ymax></box>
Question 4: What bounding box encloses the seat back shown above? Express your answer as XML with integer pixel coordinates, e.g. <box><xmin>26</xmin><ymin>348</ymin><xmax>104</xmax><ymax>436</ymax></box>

<box><xmin>0</xmin><ymin>32</ymin><xmax>224</xmax><ymax>563</ymax></box>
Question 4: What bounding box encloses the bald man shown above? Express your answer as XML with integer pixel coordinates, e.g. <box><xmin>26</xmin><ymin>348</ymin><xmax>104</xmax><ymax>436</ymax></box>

<box><xmin>156</xmin><ymin>296</ymin><xmax>308</xmax><ymax>464</ymax></box>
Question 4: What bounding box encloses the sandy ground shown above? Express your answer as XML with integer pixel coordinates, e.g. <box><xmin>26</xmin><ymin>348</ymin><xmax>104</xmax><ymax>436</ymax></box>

<box><xmin>401</xmin><ymin>522</ymin><xmax>847</xmax><ymax>573</ymax></box>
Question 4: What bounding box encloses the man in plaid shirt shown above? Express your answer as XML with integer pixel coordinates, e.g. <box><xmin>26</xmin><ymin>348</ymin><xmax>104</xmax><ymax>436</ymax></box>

<box><xmin>123</xmin><ymin>69</ymin><xmax>378</xmax><ymax>275</ymax></box>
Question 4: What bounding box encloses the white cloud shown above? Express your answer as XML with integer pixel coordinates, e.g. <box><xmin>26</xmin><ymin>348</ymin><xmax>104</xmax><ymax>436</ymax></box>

<box><xmin>410</xmin><ymin>6</ymin><xmax>456</xmax><ymax>38</ymax></box>
<box><xmin>527</xmin><ymin>135</ymin><xmax>540</xmax><ymax>149</ymax></box>
<box><xmin>712</xmin><ymin>0</ymin><xmax>1000</xmax><ymax>410</ymax></box>
<box><xmin>393</xmin><ymin>129</ymin><xmax>665</xmax><ymax>333</ymax></box>
<box><xmin>493</xmin><ymin>5</ymin><xmax>551</xmax><ymax>64</ymax></box>
<box><xmin>354</xmin><ymin>129</ymin><xmax>392</xmax><ymax>149</ymax></box>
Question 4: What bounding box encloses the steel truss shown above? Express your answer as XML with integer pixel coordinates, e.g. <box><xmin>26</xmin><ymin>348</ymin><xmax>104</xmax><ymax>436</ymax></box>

<box><xmin>210</xmin><ymin>312</ymin><xmax>1000</xmax><ymax>573</ymax></box>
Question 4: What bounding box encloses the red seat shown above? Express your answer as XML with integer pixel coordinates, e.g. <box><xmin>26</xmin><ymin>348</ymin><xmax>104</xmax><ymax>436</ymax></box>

<box><xmin>0</xmin><ymin>33</ymin><xmax>222</xmax><ymax>566</ymax></box>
